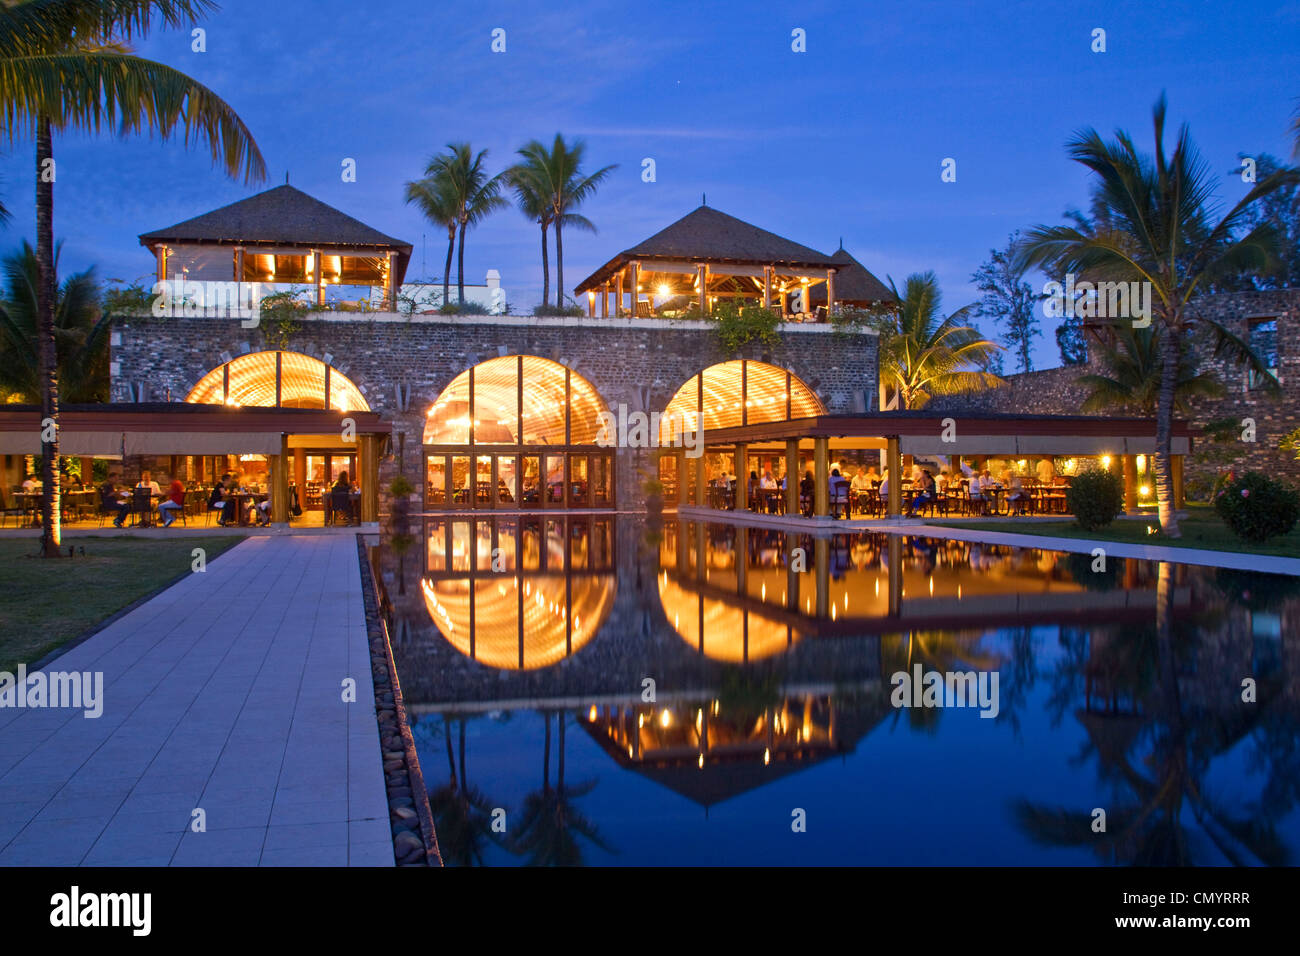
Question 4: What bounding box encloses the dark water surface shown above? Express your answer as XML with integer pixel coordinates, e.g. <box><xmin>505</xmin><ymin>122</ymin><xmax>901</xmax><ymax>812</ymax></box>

<box><xmin>372</xmin><ymin>514</ymin><xmax>1300</xmax><ymax>866</ymax></box>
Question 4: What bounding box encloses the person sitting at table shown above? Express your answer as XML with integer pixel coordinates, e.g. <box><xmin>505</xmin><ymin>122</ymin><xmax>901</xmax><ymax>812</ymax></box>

<box><xmin>157</xmin><ymin>477</ymin><xmax>185</xmax><ymax>527</ymax></box>
<box><xmin>798</xmin><ymin>470</ymin><xmax>815</xmax><ymax>515</ymax></box>
<box><xmin>760</xmin><ymin>469</ymin><xmax>777</xmax><ymax>491</ymax></box>
<box><xmin>850</xmin><ymin>466</ymin><xmax>872</xmax><ymax>496</ymax></box>
<box><xmin>332</xmin><ymin>471</ymin><xmax>355</xmax><ymax>523</ymax></box>
<box><xmin>254</xmin><ymin>488</ymin><xmax>273</xmax><ymax>527</ymax></box>
<box><xmin>99</xmin><ymin>477</ymin><xmax>130</xmax><ymax>528</ymax></box>
<box><xmin>828</xmin><ymin>468</ymin><xmax>851</xmax><ymax>517</ymax></box>
<box><xmin>878</xmin><ymin>471</ymin><xmax>890</xmax><ymax>510</ymax></box>
<box><xmin>968</xmin><ymin>470</ymin><xmax>988</xmax><ymax>515</ymax></box>
<box><xmin>1007</xmin><ymin>472</ymin><xmax>1030</xmax><ymax>513</ymax></box>
<box><xmin>209</xmin><ymin>473</ymin><xmax>236</xmax><ymax>525</ymax></box>
<box><xmin>135</xmin><ymin>470</ymin><xmax>162</xmax><ymax>496</ymax></box>
<box><xmin>906</xmin><ymin>470</ymin><xmax>936</xmax><ymax>518</ymax></box>
<box><xmin>21</xmin><ymin>473</ymin><xmax>40</xmax><ymax>492</ymax></box>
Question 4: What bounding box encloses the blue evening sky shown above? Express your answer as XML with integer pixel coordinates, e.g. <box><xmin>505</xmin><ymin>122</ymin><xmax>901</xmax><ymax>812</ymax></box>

<box><xmin>2</xmin><ymin>0</ymin><xmax>1297</xmax><ymax>370</ymax></box>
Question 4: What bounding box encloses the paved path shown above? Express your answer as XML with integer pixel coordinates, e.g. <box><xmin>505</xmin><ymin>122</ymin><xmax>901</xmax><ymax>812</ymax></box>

<box><xmin>0</xmin><ymin>535</ymin><xmax>392</xmax><ymax>866</ymax></box>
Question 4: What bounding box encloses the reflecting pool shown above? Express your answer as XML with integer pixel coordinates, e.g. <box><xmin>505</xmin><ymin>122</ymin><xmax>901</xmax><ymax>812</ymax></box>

<box><xmin>372</xmin><ymin>516</ymin><xmax>1300</xmax><ymax>866</ymax></box>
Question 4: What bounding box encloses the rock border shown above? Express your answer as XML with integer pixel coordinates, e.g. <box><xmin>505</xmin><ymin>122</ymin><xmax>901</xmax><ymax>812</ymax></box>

<box><xmin>355</xmin><ymin>534</ymin><xmax>442</xmax><ymax>867</ymax></box>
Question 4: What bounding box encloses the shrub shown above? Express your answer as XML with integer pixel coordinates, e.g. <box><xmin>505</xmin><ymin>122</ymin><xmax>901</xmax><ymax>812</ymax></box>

<box><xmin>1214</xmin><ymin>471</ymin><xmax>1300</xmax><ymax>542</ymax></box>
<box><xmin>389</xmin><ymin>474</ymin><xmax>414</xmax><ymax>498</ymax></box>
<box><xmin>1065</xmin><ymin>467</ymin><xmax>1124</xmax><ymax>531</ymax></box>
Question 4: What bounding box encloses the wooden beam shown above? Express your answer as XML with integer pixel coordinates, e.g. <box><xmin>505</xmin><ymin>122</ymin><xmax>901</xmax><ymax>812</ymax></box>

<box><xmin>886</xmin><ymin>436</ymin><xmax>901</xmax><ymax>517</ymax></box>
<box><xmin>1123</xmin><ymin>454</ymin><xmax>1138</xmax><ymax>514</ymax></box>
<box><xmin>814</xmin><ymin>436</ymin><xmax>829</xmax><ymax>517</ymax></box>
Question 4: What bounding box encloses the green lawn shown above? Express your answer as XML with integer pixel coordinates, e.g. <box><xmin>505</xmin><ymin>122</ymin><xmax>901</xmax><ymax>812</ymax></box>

<box><xmin>0</xmin><ymin>535</ymin><xmax>243</xmax><ymax>671</ymax></box>
<box><xmin>928</xmin><ymin>506</ymin><xmax>1300</xmax><ymax>559</ymax></box>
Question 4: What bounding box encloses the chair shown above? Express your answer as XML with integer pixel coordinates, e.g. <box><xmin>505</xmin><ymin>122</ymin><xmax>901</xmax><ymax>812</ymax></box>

<box><xmin>329</xmin><ymin>489</ymin><xmax>354</xmax><ymax>526</ymax></box>
<box><xmin>0</xmin><ymin>488</ymin><xmax>23</xmax><ymax>528</ymax></box>
<box><xmin>830</xmin><ymin>483</ymin><xmax>850</xmax><ymax>519</ymax></box>
<box><xmin>131</xmin><ymin>488</ymin><xmax>154</xmax><ymax>527</ymax></box>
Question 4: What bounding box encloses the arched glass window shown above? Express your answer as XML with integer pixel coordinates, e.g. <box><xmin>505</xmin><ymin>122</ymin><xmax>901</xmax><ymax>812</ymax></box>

<box><xmin>659</xmin><ymin>360</ymin><xmax>824</xmax><ymax>444</ymax></box>
<box><xmin>186</xmin><ymin>350</ymin><xmax>368</xmax><ymax>411</ymax></box>
<box><xmin>423</xmin><ymin>355</ymin><xmax>607</xmax><ymax>446</ymax></box>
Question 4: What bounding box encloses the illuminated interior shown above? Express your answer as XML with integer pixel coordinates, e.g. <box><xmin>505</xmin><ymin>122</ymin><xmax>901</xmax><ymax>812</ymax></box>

<box><xmin>658</xmin><ymin>572</ymin><xmax>800</xmax><ymax>662</ymax></box>
<box><xmin>186</xmin><ymin>350</ymin><xmax>369</xmax><ymax>411</ymax></box>
<box><xmin>660</xmin><ymin>360</ymin><xmax>824</xmax><ymax>443</ymax></box>
<box><xmin>423</xmin><ymin>355</ymin><xmax>608</xmax><ymax>445</ymax></box>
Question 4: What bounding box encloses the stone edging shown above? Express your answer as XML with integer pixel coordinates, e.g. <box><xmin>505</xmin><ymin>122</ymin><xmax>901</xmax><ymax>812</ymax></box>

<box><xmin>354</xmin><ymin>534</ymin><xmax>443</xmax><ymax>867</ymax></box>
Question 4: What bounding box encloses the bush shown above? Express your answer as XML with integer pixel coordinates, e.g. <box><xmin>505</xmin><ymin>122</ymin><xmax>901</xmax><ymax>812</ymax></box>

<box><xmin>389</xmin><ymin>474</ymin><xmax>414</xmax><ymax>498</ymax></box>
<box><xmin>1214</xmin><ymin>471</ymin><xmax>1300</xmax><ymax>542</ymax></box>
<box><xmin>1065</xmin><ymin>468</ymin><xmax>1124</xmax><ymax>531</ymax></box>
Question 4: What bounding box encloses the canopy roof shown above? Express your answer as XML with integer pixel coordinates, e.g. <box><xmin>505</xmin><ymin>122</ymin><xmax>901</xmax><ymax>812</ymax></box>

<box><xmin>573</xmin><ymin>206</ymin><xmax>844</xmax><ymax>292</ymax></box>
<box><xmin>139</xmin><ymin>184</ymin><xmax>412</xmax><ymax>285</ymax></box>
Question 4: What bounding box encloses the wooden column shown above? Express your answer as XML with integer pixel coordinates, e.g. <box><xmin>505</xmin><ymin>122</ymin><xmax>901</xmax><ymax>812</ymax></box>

<box><xmin>294</xmin><ymin>448</ymin><xmax>306</xmax><ymax>498</ymax></box>
<box><xmin>587</xmin><ymin>291</ymin><xmax>595</xmax><ymax>317</ymax></box>
<box><xmin>156</xmin><ymin>245</ymin><xmax>167</xmax><ymax>283</ymax></box>
<box><xmin>1123</xmin><ymin>454</ymin><xmax>1139</xmax><ymax>515</ymax></box>
<box><xmin>629</xmin><ymin>261</ymin><xmax>640</xmax><ymax>317</ymax></box>
<box><xmin>359</xmin><ymin>434</ymin><xmax>378</xmax><ymax>523</ymax></box>
<box><xmin>615</xmin><ymin>272</ymin><xmax>623</xmax><ymax>317</ymax></box>
<box><xmin>677</xmin><ymin>449</ymin><xmax>687</xmax><ymax>505</ymax></box>
<box><xmin>234</xmin><ymin>246</ymin><xmax>245</xmax><ymax>285</ymax></box>
<box><xmin>697</xmin><ymin>263</ymin><xmax>707</xmax><ymax>315</ymax></box>
<box><xmin>384</xmin><ymin>251</ymin><xmax>397</xmax><ymax>311</ymax></box>
<box><xmin>886</xmin><ymin>436</ymin><xmax>902</xmax><ymax>517</ymax></box>
<box><xmin>813</xmin><ymin>437</ymin><xmax>829</xmax><ymax>517</ymax></box>
<box><xmin>735</xmin><ymin>442</ymin><xmax>748</xmax><ymax>511</ymax></box>
<box><xmin>600</xmin><ymin>284</ymin><xmax>608</xmax><ymax>318</ymax></box>
<box><xmin>826</xmin><ymin>268</ymin><xmax>835</xmax><ymax>317</ymax></box>
<box><xmin>1172</xmin><ymin>455</ymin><xmax>1185</xmax><ymax>510</ymax></box>
<box><xmin>763</xmin><ymin>266</ymin><xmax>773</xmax><ymax>309</ymax></box>
<box><xmin>313</xmin><ymin>250</ymin><xmax>324</xmax><ymax>307</ymax></box>
<box><xmin>785</xmin><ymin>440</ymin><xmax>798</xmax><ymax>516</ymax></box>
<box><xmin>695</xmin><ymin>445</ymin><xmax>706</xmax><ymax>508</ymax></box>
<box><xmin>272</xmin><ymin>433</ymin><xmax>290</xmax><ymax>525</ymax></box>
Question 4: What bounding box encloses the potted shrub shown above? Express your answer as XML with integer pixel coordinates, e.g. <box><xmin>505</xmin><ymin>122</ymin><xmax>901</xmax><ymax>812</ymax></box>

<box><xmin>388</xmin><ymin>474</ymin><xmax>415</xmax><ymax>521</ymax></box>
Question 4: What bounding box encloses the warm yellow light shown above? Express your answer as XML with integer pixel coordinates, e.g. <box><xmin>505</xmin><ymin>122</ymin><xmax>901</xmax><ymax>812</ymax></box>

<box><xmin>698</xmin><ymin>753</ymin><xmax>704</xmax><ymax>769</ymax></box>
<box><xmin>763</xmin><ymin>748</ymin><xmax>771</xmax><ymax>766</ymax></box>
<box><xmin>1136</xmin><ymin>455</ymin><xmax>1146</xmax><ymax>471</ymax></box>
<box><xmin>659</xmin><ymin>710</ymin><xmax>671</xmax><ymax>728</ymax></box>
<box><xmin>656</xmin><ymin>284</ymin><xmax>670</xmax><ymax>298</ymax></box>
<box><xmin>588</xmin><ymin>705</ymin><xmax>597</xmax><ymax>722</ymax></box>
<box><xmin>1101</xmin><ymin>455</ymin><xmax>1112</xmax><ymax>469</ymax></box>
<box><xmin>1140</xmin><ymin>484</ymin><xmax>1151</xmax><ymax>496</ymax></box>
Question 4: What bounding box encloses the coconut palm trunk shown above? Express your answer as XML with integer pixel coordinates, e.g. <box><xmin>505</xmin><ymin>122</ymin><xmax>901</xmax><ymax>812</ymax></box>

<box><xmin>442</xmin><ymin>224</ymin><xmax>454</xmax><ymax>307</ymax></box>
<box><xmin>1153</xmin><ymin>308</ymin><xmax>1181</xmax><ymax>533</ymax></box>
<box><xmin>35</xmin><ymin>117</ymin><xmax>59</xmax><ymax>557</ymax></box>
<box><xmin>554</xmin><ymin>218</ymin><xmax>565</xmax><ymax>310</ymax></box>
<box><xmin>539</xmin><ymin>220</ymin><xmax>550</xmax><ymax>309</ymax></box>
<box><xmin>456</xmin><ymin>220</ymin><xmax>467</xmax><ymax>306</ymax></box>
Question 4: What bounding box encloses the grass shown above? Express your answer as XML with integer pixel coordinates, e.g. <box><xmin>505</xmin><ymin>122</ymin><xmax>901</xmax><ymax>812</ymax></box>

<box><xmin>928</xmin><ymin>505</ymin><xmax>1300</xmax><ymax>559</ymax></box>
<box><xmin>0</xmin><ymin>535</ymin><xmax>243</xmax><ymax>672</ymax></box>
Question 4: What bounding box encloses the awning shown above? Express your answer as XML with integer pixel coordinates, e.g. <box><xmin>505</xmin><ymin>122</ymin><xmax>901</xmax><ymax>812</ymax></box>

<box><xmin>124</xmin><ymin>431</ymin><xmax>283</xmax><ymax>456</ymax></box>
<box><xmin>0</xmin><ymin>430</ymin><xmax>125</xmax><ymax>457</ymax></box>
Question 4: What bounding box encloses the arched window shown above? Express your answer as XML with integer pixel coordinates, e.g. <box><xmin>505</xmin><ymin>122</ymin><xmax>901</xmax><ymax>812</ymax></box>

<box><xmin>186</xmin><ymin>350</ymin><xmax>368</xmax><ymax>412</ymax></box>
<box><xmin>422</xmin><ymin>356</ymin><xmax>615</xmax><ymax>509</ymax></box>
<box><xmin>659</xmin><ymin>360</ymin><xmax>824</xmax><ymax>444</ymax></box>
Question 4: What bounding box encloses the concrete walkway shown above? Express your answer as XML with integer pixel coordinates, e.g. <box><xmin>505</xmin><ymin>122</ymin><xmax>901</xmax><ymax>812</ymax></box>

<box><xmin>0</xmin><ymin>535</ymin><xmax>392</xmax><ymax>866</ymax></box>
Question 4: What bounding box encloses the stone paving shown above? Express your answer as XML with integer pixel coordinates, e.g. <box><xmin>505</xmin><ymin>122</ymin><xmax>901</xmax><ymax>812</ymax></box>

<box><xmin>0</xmin><ymin>535</ymin><xmax>392</xmax><ymax>866</ymax></box>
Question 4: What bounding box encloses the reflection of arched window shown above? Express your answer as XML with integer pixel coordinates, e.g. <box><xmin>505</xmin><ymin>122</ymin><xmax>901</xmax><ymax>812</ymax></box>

<box><xmin>421</xmin><ymin>517</ymin><xmax>617</xmax><ymax>669</ymax></box>
<box><xmin>423</xmin><ymin>355</ymin><xmax>607</xmax><ymax>445</ymax></box>
<box><xmin>658</xmin><ymin>573</ymin><xmax>800</xmax><ymax>662</ymax></box>
<box><xmin>660</xmin><ymin>360</ymin><xmax>823</xmax><ymax>443</ymax></box>
<box><xmin>186</xmin><ymin>350</ymin><xmax>368</xmax><ymax>411</ymax></box>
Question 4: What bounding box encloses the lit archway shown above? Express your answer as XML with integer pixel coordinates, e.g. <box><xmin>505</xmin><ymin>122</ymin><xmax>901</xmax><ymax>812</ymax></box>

<box><xmin>186</xmin><ymin>350</ymin><xmax>369</xmax><ymax>411</ymax></box>
<box><xmin>422</xmin><ymin>355</ymin><xmax>615</xmax><ymax>509</ymax></box>
<box><xmin>659</xmin><ymin>359</ymin><xmax>824</xmax><ymax>444</ymax></box>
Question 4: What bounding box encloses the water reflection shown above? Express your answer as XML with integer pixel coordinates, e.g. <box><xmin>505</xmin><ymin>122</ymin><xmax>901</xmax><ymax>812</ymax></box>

<box><xmin>373</xmin><ymin>516</ymin><xmax>1300</xmax><ymax>866</ymax></box>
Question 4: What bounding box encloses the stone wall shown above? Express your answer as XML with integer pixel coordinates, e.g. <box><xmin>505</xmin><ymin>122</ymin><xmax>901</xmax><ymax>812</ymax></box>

<box><xmin>110</xmin><ymin>312</ymin><xmax>879</xmax><ymax>511</ymax></box>
<box><xmin>929</xmin><ymin>290</ymin><xmax>1300</xmax><ymax>495</ymax></box>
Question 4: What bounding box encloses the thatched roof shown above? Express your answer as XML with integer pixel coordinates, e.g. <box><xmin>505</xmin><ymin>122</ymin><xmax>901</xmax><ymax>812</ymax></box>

<box><xmin>574</xmin><ymin>206</ymin><xmax>842</xmax><ymax>292</ymax></box>
<box><xmin>140</xmin><ymin>184</ymin><xmax>412</xmax><ymax>284</ymax></box>
<box><xmin>809</xmin><ymin>247</ymin><xmax>895</xmax><ymax>306</ymax></box>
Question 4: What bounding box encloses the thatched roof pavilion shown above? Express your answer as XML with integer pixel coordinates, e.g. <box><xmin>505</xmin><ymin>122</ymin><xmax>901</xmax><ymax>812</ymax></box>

<box><xmin>140</xmin><ymin>184</ymin><xmax>412</xmax><ymax>308</ymax></box>
<box><xmin>573</xmin><ymin>206</ymin><xmax>874</xmax><ymax>320</ymax></box>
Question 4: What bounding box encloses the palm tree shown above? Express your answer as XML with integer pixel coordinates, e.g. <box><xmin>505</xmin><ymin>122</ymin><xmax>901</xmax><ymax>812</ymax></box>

<box><xmin>878</xmin><ymin>271</ymin><xmax>1001</xmax><ymax>409</ymax></box>
<box><xmin>1076</xmin><ymin>323</ymin><xmax>1225</xmax><ymax>415</ymax></box>
<box><xmin>403</xmin><ymin>171</ymin><xmax>458</xmax><ymax>307</ymax></box>
<box><xmin>505</xmin><ymin>160</ymin><xmax>554</xmax><ymax>309</ymax></box>
<box><xmin>1016</xmin><ymin>95</ymin><xmax>1299</xmax><ymax>537</ymax></box>
<box><xmin>508</xmin><ymin>711</ymin><xmax>613</xmax><ymax>866</ymax></box>
<box><xmin>424</xmin><ymin>716</ymin><xmax>502</xmax><ymax>866</ymax></box>
<box><xmin>0</xmin><ymin>0</ymin><xmax>265</xmax><ymax>556</ymax></box>
<box><xmin>514</xmin><ymin>135</ymin><xmax>616</xmax><ymax>310</ymax></box>
<box><xmin>424</xmin><ymin>143</ymin><xmax>506</xmax><ymax>306</ymax></box>
<box><xmin>0</xmin><ymin>240</ymin><xmax>111</xmax><ymax>402</ymax></box>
